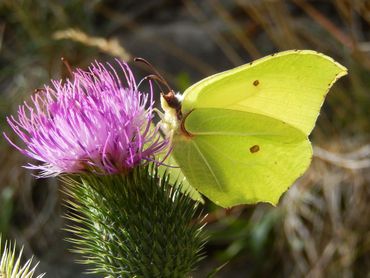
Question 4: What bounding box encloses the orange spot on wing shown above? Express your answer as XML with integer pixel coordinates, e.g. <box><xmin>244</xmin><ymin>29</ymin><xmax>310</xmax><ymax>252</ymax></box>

<box><xmin>250</xmin><ymin>145</ymin><xmax>260</xmax><ymax>153</ymax></box>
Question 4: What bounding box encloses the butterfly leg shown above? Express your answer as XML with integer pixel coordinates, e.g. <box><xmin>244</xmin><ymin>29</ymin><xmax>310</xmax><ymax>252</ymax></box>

<box><xmin>153</xmin><ymin>108</ymin><xmax>165</xmax><ymax>120</ymax></box>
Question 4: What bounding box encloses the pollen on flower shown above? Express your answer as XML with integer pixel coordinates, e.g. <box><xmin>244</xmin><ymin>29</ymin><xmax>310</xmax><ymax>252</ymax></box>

<box><xmin>4</xmin><ymin>60</ymin><xmax>169</xmax><ymax>177</ymax></box>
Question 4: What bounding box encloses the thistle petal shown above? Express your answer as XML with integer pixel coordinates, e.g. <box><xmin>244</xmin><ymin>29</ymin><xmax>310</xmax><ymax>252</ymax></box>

<box><xmin>4</xmin><ymin>60</ymin><xmax>168</xmax><ymax>177</ymax></box>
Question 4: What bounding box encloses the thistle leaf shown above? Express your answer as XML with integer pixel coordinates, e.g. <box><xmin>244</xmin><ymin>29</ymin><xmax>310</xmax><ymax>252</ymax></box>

<box><xmin>0</xmin><ymin>235</ymin><xmax>45</xmax><ymax>278</ymax></box>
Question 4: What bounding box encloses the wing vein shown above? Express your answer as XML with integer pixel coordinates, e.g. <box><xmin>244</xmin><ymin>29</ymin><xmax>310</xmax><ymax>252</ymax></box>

<box><xmin>193</xmin><ymin>131</ymin><xmax>284</xmax><ymax>137</ymax></box>
<box><xmin>190</xmin><ymin>140</ymin><xmax>224</xmax><ymax>192</ymax></box>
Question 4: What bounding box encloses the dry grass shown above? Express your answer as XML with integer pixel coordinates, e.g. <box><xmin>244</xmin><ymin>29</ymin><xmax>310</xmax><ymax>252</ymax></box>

<box><xmin>53</xmin><ymin>28</ymin><xmax>131</xmax><ymax>61</ymax></box>
<box><xmin>281</xmin><ymin>152</ymin><xmax>370</xmax><ymax>277</ymax></box>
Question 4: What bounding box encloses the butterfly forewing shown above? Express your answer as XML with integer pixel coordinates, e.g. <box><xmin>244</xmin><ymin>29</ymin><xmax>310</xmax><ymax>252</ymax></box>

<box><xmin>181</xmin><ymin>50</ymin><xmax>347</xmax><ymax>135</ymax></box>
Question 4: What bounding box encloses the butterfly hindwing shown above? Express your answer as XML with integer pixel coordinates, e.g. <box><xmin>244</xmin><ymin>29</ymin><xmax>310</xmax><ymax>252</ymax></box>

<box><xmin>172</xmin><ymin>108</ymin><xmax>311</xmax><ymax>207</ymax></box>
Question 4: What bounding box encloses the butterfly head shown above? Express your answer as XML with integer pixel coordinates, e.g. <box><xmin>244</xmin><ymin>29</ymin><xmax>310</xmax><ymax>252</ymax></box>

<box><xmin>134</xmin><ymin>57</ymin><xmax>183</xmax><ymax>135</ymax></box>
<box><xmin>159</xmin><ymin>90</ymin><xmax>183</xmax><ymax>136</ymax></box>
<box><xmin>161</xmin><ymin>90</ymin><xmax>183</xmax><ymax>119</ymax></box>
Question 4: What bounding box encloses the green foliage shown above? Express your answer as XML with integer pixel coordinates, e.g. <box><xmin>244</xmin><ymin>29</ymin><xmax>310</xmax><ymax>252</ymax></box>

<box><xmin>62</xmin><ymin>165</ymin><xmax>207</xmax><ymax>277</ymax></box>
<box><xmin>211</xmin><ymin>209</ymin><xmax>280</xmax><ymax>262</ymax></box>
<box><xmin>0</xmin><ymin>187</ymin><xmax>14</xmax><ymax>236</ymax></box>
<box><xmin>0</xmin><ymin>235</ymin><xmax>45</xmax><ymax>278</ymax></box>
<box><xmin>175</xmin><ymin>72</ymin><xmax>192</xmax><ymax>93</ymax></box>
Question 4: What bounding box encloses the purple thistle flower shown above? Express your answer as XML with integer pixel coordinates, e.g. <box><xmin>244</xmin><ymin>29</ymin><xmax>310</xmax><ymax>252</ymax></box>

<box><xmin>4</xmin><ymin>60</ymin><xmax>168</xmax><ymax>177</ymax></box>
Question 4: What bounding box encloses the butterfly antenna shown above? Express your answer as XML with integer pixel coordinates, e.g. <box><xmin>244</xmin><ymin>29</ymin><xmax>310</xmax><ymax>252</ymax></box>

<box><xmin>144</xmin><ymin>74</ymin><xmax>166</xmax><ymax>93</ymax></box>
<box><xmin>134</xmin><ymin>57</ymin><xmax>172</xmax><ymax>94</ymax></box>
<box><xmin>61</xmin><ymin>57</ymin><xmax>73</xmax><ymax>77</ymax></box>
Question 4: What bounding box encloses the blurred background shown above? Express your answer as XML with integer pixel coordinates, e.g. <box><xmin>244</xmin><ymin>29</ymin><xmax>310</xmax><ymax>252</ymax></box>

<box><xmin>0</xmin><ymin>0</ymin><xmax>369</xmax><ymax>277</ymax></box>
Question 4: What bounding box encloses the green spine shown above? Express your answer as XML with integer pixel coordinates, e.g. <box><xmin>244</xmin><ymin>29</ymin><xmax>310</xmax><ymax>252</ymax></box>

<box><xmin>62</xmin><ymin>165</ymin><xmax>206</xmax><ymax>277</ymax></box>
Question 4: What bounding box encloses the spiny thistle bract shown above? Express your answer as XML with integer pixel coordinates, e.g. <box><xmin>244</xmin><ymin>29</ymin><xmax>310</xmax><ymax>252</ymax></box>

<box><xmin>0</xmin><ymin>236</ymin><xmax>45</xmax><ymax>278</ymax></box>
<box><xmin>62</xmin><ymin>165</ymin><xmax>206</xmax><ymax>278</ymax></box>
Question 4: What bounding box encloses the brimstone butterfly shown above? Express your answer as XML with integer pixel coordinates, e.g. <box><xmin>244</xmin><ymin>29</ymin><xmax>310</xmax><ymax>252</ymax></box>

<box><xmin>159</xmin><ymin>50</ymin><xmax>347</xmax><ymax>208</ymax></box>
